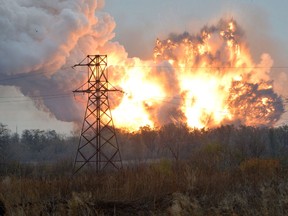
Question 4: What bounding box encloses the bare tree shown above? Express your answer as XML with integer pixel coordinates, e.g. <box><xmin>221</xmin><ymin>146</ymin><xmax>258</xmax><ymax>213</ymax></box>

<box><xmin>158</xmin><ymin>123</ymin><xmax>189</xmax><ymax>161</ymax></box>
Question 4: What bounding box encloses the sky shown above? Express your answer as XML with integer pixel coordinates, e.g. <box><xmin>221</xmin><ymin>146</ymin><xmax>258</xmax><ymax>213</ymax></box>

<box><xmin>0</xmin><ymin>0</ymin><xmax>287</xmax><ymax>135</ymax></box>
<box><xmin>104</xmin><ymin>0</ymin><xmax>288</xmax><ymax>60</ymax></box>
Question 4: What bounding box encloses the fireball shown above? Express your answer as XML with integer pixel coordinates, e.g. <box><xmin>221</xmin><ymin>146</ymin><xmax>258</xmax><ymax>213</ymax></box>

<box><xmin>106</xmin><ymin>19</ymin><xmax>284</xmax><ymax>131</ymax></box>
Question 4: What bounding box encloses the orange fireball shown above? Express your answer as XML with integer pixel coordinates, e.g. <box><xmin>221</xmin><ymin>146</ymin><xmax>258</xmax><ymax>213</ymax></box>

<box><xmin>106</xmin><ymin>19</ymin><xmax>283</xmax><ymax>131</ymax></box>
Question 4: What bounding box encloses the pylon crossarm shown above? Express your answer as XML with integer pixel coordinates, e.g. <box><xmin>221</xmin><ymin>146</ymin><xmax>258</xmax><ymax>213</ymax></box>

<box><xmin>71</xmin><ymin>56</ymin><xmax>88</xmax><ymax>68</ymax></box>
<box><xmin>73</xmin><ymin>87</ymin><xmax>123</xmax><ymax>94</ymax></box>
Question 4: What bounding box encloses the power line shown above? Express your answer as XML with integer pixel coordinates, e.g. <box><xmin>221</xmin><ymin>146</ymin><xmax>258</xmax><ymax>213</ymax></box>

<box><xmin>0</xmin><ymin>66</ymin><xmax>72</xmax><ymax>83</ymax></box>
<box><xmin>0</xmin><ymin>65</ymin><xmax>288</xmax><ymax>83</ymax></box>
<box><xmin>111</xmin><ymin>65</ymin><xmax>288</xmax><ymax>69</ymax></box>
<box><xmin>0</xmin><ymin>72</ymin><xmax>47</xmax><ymax>83</ymax></box>
<box><xmin>0</xmin><ymin>92</ymin><xmax>72</xmax><ymax>99</ymax></box>
<box><xmin>0</xmin><ymin>93</ymin><xmax>73</xmax><ymax>103</ymax></box>
<box><xmin>0</xmin><ymin>92</ymin><xmax>287</xmax><ymax>105</ymax></box>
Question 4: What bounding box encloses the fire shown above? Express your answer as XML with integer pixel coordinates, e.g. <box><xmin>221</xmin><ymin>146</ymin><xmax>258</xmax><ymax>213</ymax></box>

<box><xmin>106</xmin><ymin>19</ymin><xmax>284</xmax><ymax>131</ymax></box>
<box><xmin>111</xmin><ymin>65</ymin><xmax>166</xmax><ymax>129</ymax></box>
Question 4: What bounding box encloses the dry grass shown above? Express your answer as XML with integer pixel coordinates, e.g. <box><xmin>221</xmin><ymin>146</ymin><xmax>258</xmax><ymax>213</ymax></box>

<box><xmin>0</xmin><ymin>158</ymin><xmax>288</xmax><ymax>215</ymax></box>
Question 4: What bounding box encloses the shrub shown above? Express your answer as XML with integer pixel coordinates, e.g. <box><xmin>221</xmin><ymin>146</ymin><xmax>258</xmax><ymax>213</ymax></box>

<box><xmin>239</xmin><ymin>158</ymin><xmax>279</xmax><ymax>181</ymax></box>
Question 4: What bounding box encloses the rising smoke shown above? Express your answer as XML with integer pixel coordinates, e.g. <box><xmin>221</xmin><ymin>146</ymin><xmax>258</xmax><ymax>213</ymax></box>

<box><xmin>0</xmin><ymin>0</ymin><xmax>285</xmax><ymax>130</ymax></box>
<box><xmin>0</xmin><ymin>0</ymin><xmax>124</xmax><ymax>123</ymax></box>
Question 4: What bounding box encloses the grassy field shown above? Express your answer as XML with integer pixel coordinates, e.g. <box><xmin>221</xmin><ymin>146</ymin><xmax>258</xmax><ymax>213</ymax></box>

<box><xmin>1</xmin><ymin>125</ymin><xmax>288</xmax><ymax>215</ymax></box>
<box><xmin>0</xmin><ymin>157</ymin><xmax>287</xmax><ymax>215</ymax></box>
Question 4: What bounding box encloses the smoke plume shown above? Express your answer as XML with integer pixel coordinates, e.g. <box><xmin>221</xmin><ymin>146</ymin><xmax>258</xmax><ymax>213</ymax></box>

<box><xmin>0</xmin><ymin>0</ymin><xmax>285</xmax><ymax>131</ymax></box>
<box><xmin>0</xmin><ymin>0</ymin><xmax>125</xmax><ymax>123</ymax></box>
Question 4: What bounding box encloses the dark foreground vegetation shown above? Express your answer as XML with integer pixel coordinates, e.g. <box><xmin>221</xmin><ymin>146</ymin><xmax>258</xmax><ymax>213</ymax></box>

<box><xmin>0</xmin><ymin>123</ymin><xmax>288</xmax><ymax>215</ymax></box>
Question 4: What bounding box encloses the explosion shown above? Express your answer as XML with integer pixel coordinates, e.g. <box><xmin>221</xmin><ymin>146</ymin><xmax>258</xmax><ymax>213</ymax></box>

<box><xmin>0</xmin><ymin>0</ymin><xmax>284</xmax><ymax>132</ymax></box>
<box><xmin>108</xmin><ymin>19</ymin><xmax>284</xmax><ymax>131</ymax></box>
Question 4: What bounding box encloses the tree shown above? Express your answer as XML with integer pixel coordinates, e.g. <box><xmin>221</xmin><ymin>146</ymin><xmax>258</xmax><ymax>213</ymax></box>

<box><xmin>140</xmin><ymin>126</ymin><xmax>158</xmax><ymax>158</ymax></box>
<box><xmin>158</xmin><ymin>123</ymin><xmax>189</xmax><ymax>161</ymax></box>
<box><xmin>0</xmin><ymin>124</ymin><xmax>10</xmax><ymax>163</ymax></box>
<box><xmin>21</xmin><ymin>129</ymin><xmax>46</xmax><ymax>152</ymax></box>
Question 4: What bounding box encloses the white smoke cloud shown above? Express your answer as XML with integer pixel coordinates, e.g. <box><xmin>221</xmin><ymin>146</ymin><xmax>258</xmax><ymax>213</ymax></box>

<box><xmin>0</xmin><ymin>0</ymin><xmax>124</xmax><ymax>123</ymax></box>
<box><xmin>0</xmin><ymin>0</ymin><xmax>286</xmax><ymax>129</ymax></box>
<box><xmin>1</xmin><ymin>0</ymin><xmax>92</xmax><ymax>74</ymax></box>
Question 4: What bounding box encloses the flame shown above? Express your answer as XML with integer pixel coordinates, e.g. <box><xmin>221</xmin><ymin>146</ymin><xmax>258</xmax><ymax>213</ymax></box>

<box><xmin>104</xmin><ymin>19</ymin><xmax>284</xmax><ymax>131</ymax></box>
<box><xmin>111</xmin><ymin>65</ymin><xmax>166</xmax><ymax>130</ymax></box>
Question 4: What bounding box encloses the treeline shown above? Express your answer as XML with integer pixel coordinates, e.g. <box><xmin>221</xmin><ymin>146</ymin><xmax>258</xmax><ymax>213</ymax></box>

<box><xmin>0</xmin><ymin>124</ymin><xmax>77</xmax><ymax>164</ymax></box>
<box><xmin>118</xmin><ymin>124</ymin><xmax>288</xmax><ymax>165</ymax></box>
<box><xmin>0</xmin><ymin>123</ymin><xmax>288</xmax><ymax>171</ymax></box>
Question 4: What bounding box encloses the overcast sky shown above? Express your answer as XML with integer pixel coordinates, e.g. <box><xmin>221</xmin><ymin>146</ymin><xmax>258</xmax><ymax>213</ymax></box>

<box><xmin>104</xmin><ymin>0</ymin><xmax>288</xmax><ymax>61</ymax></box>
<box><xmin>0</xmin><ymin>0</ymin><xmax>287</xmax><ymax>134</ymax></box>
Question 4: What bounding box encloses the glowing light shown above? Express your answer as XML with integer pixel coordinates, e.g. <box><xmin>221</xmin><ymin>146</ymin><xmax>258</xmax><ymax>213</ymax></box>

<box><xmin>98</xmin><ymin>19</ymin><xmax>283</xmax><ymax>131</ymax></box>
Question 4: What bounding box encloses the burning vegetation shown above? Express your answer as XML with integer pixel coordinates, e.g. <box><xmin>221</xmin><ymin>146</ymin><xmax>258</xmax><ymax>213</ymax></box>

<box><xmin>107</xmin><ymin>19</ymin><xmax>284</xmax><ymax>131</ymax></box>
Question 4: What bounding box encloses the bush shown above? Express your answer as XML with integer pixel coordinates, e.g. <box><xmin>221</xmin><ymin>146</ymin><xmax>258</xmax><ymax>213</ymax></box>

<box><xmin>239</xmin><ymin>158</ymin><xmax>279</xmax><ymax>181</ymax></box>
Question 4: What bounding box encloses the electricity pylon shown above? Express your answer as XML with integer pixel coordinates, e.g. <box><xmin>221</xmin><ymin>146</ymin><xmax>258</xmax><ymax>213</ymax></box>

<box><xmin>72</xmin><ymin>55</ymin><xmax>122</xmax><ymax>174</ymax></box>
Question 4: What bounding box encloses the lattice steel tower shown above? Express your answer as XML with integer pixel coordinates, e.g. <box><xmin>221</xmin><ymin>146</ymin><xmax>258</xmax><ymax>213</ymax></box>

<box><xmin>72</xmin><ymin>55</ymin><xmax>122</xmax><ymax>174</ymax></box>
